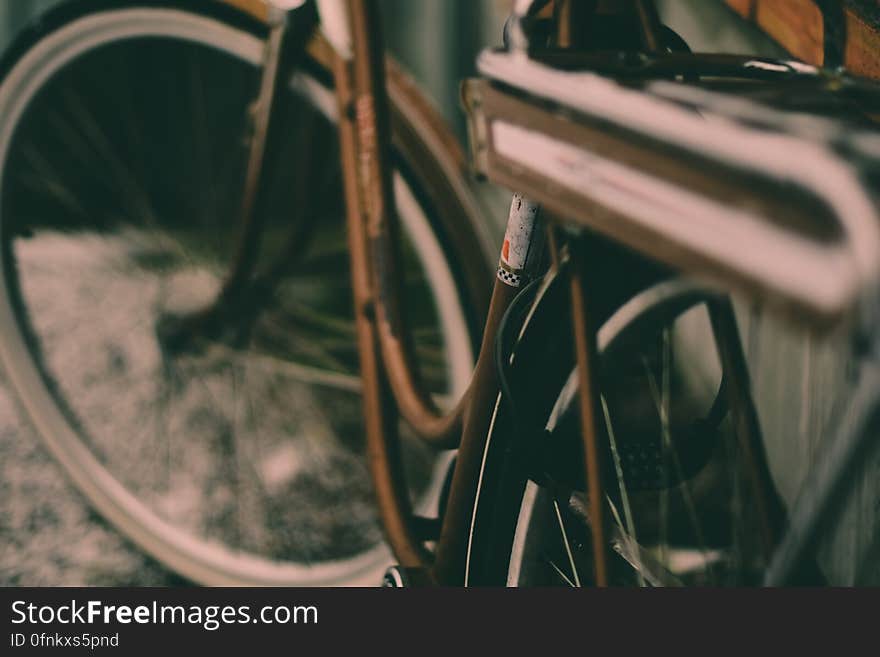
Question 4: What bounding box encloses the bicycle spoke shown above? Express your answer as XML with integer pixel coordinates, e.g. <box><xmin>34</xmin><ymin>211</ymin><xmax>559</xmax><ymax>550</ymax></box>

<box><xmin>641</xmin><ymin>344</ymin><xmax>714</xmax><ymax>584</ymax></box>
<box><xmin>546</xmin><ymin>558</ymin><xmax>577</xmax><ymax>587</ymax></box>
<box><xmin>606</xmin><ymin>496</ymin><xmax>683</xmax><ymax>587</ymax></box>
<box><xmin>552</xmin><ymin>497</ymin><xmax>582</xmax><ymax>587</ymax></box>
<box><xmin>659</xmin><ymin>330</ymin><xmax>671</xmax><ymax>571</ymax></box>
<box><xmin>600</xmin><ymin>394</ymin><xmax>646</xmax><ymax>587</ymax></box>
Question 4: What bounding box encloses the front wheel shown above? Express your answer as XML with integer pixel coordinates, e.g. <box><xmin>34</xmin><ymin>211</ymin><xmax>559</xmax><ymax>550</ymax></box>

<box><xmin>0</xmin><ymin>1</ymin><xmax>491</xmax><ymax>585</ymax></box>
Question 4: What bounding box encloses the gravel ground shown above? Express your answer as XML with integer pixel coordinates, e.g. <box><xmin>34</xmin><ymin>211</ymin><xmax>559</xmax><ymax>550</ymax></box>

<box><xmin>0</xmin><ymin>231</ymin><xmax>391</xmax><ymax>586</ymax></box>
<box><xmin>0</xmin><ymin>368</ymin><xmax>184</xmax><ymax>586</ymax></box>
<box><xmin>0</xmin><ymin>230</ymin><xmax>439</xmax><ymax>587</ymax></box>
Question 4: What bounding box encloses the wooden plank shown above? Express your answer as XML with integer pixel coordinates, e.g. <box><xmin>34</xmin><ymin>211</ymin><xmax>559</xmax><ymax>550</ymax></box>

<box><xmin>724</xmin><ymin>0</ymin><xmax>880</xmax><ymax>79</ymax></box>
<box><xmin>844</xmin><ymin>5</ymin><xmax>880</xmax><ymax>79</ymax></box>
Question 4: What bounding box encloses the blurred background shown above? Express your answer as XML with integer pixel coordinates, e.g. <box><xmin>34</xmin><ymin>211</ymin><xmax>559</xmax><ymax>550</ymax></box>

<box><xmin>0</xmin><ymin>1</ymin><xmax>781</xmax><ymax>143</ymax></box>
<box><xmin>0</xmin><ymin>0</ymin><xmax>876</xmax><ymax>586</ymax></box>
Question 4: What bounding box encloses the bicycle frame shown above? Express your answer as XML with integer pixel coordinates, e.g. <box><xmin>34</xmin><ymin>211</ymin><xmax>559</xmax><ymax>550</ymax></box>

<box><xmin>327</xmin><ymin>0</ymin><xmax>793</xmax><ymax>586</ymax></box>
<box><xmin>324</xmin><ymin>0</ymin><xmax>633</xmax><ymax>585</ymax></box>
<box><xmin>463</xmin><ymin>0</ymin><xmax>880</xmax><ymax>587</ymax></box>
<box><xmin>249</xmin><ymin>0</ymin><xmax>880</xmax><ymax>585</ymax></box>
<box><xmin>218</xmin><ymin>0</ymin><xmax>512</xmax><ymax>582</ymax></box>
<box><xmin>330</xmin><ymin>0</ymin><xmax>525</xmax><ymax>582</ymax></box>
<box><xmin>214</xmin><ymin>0</ymin><xmax>495</xmax><ymax>580</ymax></box>
<box><xmin>270</xmin><ymin>0</ymin><xmax>783</xmax><ymax>586</ymax></box>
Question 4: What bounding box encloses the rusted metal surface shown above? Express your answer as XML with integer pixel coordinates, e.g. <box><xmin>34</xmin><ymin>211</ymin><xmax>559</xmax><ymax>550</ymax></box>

<box><xmin>214</xmin><ymin>0</ymin><xmax>880</xmax><ymax>586</ymax></box>
<box><xmin>347</xmin><ymin>0</ymin><xmax>474</xmax><ymax>449</ymax></box>
<box><xmin>725</xmin><ymin>0</ymin><xmax>880</xmax><ymax>79</ymax></box>
<box><xmin>432</xmin><ymin>193</ymin><xmax>543</xmax><ymax>585</ymax></box>
<box><xmin>634</xmin><ymin>0</ymin><xmax>664</xmax><ymax>51</ymax></box>
<box><xmin>305</xmin><ymin>29</ymin><xmax>494</xmax><ymax>319</ymax></box>
<box><xmin>226</xmin><ymin>0</ymin><xmax>485</xmax><ymax>573</ymax></box>
<box><xmin>569</xmin><ymin>239</ymin><xmax>610</xmax><ymax>587</ymax></box>
<box><xmin>432</xmin><ymin>278</ymin><xmax>519</xmax><ymax>584</ymax></box>
<box><xmin>340</xmin><ymin>0</ymin><xmax>506</xmax><ymax>574</ymax></box>
<box><xmin>334</xmin><ymin>31</ymin><xmax>429</xmax><ymax>568</ymax></box>
<box><xmin>554</xmin><ymin>0</ymin><xmax>592</xmax><ymax>48</ymax></box>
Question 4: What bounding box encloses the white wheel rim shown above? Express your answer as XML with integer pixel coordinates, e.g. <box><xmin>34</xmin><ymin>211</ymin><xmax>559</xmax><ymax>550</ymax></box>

<box><xmin>0</xmin><ymin>7</ymin><xmax>472</xmax><ymax>586</ymax></box>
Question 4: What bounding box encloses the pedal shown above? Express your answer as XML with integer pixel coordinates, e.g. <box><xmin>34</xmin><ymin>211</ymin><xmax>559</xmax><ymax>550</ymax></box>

<box><xmin>612</xmin><ymin>418</ymin><xmax>720</xmax><ymax>490</ymax></box>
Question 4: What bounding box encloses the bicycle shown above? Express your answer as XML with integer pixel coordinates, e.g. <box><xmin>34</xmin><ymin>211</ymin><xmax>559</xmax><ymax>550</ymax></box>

<box><xmin>0</xmin><ymin>0</ymin><xmax>878</xmax><ymax>587</ymax></box>
<box><xmin>0</xmin><ymin>0</ymin><xmax>493</xmax><ymax>586</ymax></box>
<box><xmin>462</xmin><ymin>0</ymin><xmax>880</xmax><ymax>586</ymax></box>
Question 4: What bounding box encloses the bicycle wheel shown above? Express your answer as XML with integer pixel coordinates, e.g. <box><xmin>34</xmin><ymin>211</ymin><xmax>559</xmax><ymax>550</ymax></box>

<box><xmin>467</xmin><ymin>268</ymin><xmax>781</xmax><ymax>586</ymax></box>
<box><xmin>0</xmin><ymin>0</ymin><xmax>491</xmax><ymax>585</ymax></box>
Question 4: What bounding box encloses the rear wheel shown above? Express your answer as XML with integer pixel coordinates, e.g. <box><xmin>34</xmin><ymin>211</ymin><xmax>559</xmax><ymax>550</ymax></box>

<box><xmin>0</xmin><ymin>2</ymin><xmax>490</xmax><ymax>585</ymax></box>
<box><xmin>468</xmin><ymin>272</ymin><xmax>778</xmax><ymax>586</ymax></box>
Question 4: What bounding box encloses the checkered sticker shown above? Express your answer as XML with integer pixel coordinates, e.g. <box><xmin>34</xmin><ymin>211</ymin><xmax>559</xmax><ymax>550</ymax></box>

<box><xmin>497</xmin><ymin>265</ymin><xmax>522</xmax><ymax>287</ymax></box>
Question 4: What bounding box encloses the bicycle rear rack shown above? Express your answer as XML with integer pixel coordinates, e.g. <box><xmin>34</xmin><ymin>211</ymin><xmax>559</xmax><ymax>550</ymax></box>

<box><xmin>464</xmin><ymin>50</ymin><xmax>880</xmax><ymax>330</ymax></box>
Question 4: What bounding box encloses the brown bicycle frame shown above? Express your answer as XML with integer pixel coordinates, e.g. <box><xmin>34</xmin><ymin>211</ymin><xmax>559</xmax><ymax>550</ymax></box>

<box><xmin>325</xmin><ymin>0</ymin><xmax>786</xmax><ymax>585</ymax></box>
<box><xmin>333</xmin><ymin>0</ymin><xmax>520</xmax><ymax>581</ymax></box>
<box><xmin>327</xmin><ymin>0</ymin><xmax>628</xmax><ymax>585</ymax></box>
<box><xmin>215</xmin><ymin>0</ymin><xmax>520</xmax><ymax>582</ymax></box>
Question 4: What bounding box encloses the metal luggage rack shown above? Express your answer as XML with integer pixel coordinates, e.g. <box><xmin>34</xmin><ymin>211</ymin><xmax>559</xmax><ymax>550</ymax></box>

<box><xmin>464</xmin><ymin>47</ymin><xmax>880</xmax><ymax>329</ymax></box>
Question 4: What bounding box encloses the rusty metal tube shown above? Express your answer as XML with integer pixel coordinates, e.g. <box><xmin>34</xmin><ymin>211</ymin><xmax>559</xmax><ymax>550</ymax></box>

<box><xmin>569</xmin><ymin>238</ymin><xmax>610</xmax><ymax>587</ymax></box>
<box><xmin>333</xmin><ymin>14</ymin><xmax>429</xmax><ymax>566</ymax></box>
<box><xmin>347</xmin><ymin>0</ymin><xmax>466</xmax><ymax>448</ymax></box>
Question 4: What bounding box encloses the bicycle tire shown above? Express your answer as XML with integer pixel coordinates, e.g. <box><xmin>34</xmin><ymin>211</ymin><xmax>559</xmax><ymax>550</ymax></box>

<box><xmin>0</xmin><ymin>0</ymin><xmax>492</xmax><ymax>585</ymax></box>
<box><xmin>466</xmin><ymin>273</ymin><xmax>774</xmax><ymax>586</ymax></box>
